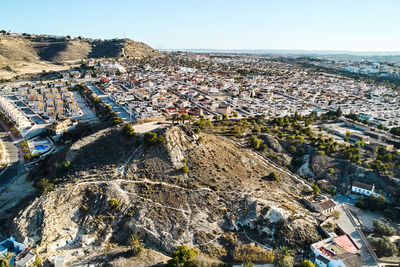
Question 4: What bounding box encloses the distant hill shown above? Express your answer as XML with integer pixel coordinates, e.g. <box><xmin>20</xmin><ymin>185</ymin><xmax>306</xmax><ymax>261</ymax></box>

<box><xmin>0</xmin><ymin>34</ymin><xmax>159</xmax><ymax>78</ymax></box>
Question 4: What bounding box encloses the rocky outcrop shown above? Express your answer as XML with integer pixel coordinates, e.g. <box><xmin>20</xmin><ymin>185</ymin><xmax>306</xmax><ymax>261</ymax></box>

<box><xmin>259</xmin><ymin>134</ymin><xmax>282</xmax><ymax>153</ymax></box>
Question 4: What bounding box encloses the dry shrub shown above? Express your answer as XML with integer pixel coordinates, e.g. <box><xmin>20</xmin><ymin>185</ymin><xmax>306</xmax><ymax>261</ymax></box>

<box><xmin>233</xmin><ymin>243</ymin><xmax>274</xmax><ymax>263</ymax></box>
<box><xmin>281</xmin><ymin>202</ymin><xmax>296</xmax><ymax>213</ymax></box>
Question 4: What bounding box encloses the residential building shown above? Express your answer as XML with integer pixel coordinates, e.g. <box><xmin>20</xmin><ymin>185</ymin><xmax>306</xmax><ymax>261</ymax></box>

<box><xmin>311</xmin><ymin>235</ymin><xmax>364</xmax><ymax>267</ymax></box>
<box><xmin>0</xmin><ymin>96</ymin><xmax>31</xmax><ymax>129</ymax></box>
<box><xmin>14</xmin><ymin>248</ymin><xmax>36</xmax><ymax>267</ymax></box>
<box><xmin>304</xmin><ymin>195</ymin><xmax>338</xmax><ymax>215</ymax></box>
<box><xmin>46</xmin><ymin>118</ymin><xmax>78</xmax><ymax>135</ymax></box>
<box><xmin>351</xmin><ymin>181</ymin><xmax>380</xmax><ymax>197</ymax></box>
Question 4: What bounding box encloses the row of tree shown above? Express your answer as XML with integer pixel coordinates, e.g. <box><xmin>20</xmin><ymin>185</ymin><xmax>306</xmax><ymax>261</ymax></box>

<box><xmin>166</xmin><ymin>244</ymin><xmax>310</xmax><ymax>267</ymax></box>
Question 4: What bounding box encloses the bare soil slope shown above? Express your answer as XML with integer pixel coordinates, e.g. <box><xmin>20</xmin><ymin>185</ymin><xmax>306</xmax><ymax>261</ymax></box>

<box><xmin>10</xmin><ymin>126</ymin><xmax>320</xmax><ymax>264</ymax></box>
<box><xmin>0</xmin><ymin>35</ymin><xmax>159</xmax><ymax>78</ymax></box>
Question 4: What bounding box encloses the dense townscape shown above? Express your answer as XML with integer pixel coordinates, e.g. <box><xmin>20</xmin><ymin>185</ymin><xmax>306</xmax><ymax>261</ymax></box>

<box><xmin>0</xmin><ymin>32</ymin><xmax>400</xmax><ymax>267</ymax></box>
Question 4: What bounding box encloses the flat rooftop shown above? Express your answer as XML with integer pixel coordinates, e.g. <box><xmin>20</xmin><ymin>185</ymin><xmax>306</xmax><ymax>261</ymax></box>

<box><xmin>333</xmin><ymin>234</ymin><xmax>359</xmax><ymax>253</ymax></box>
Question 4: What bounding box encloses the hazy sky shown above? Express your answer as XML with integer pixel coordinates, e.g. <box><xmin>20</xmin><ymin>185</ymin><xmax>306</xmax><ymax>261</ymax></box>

<box><xmin>1</xmin><ymin>0</ymin><xmax>400</xmax><ymax>51</ymax></box>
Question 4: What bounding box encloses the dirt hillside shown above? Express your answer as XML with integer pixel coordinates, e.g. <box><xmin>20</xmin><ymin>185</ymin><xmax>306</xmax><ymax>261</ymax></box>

<box><xmin>10</xmin><ymin>126</ymin><xmax>321</xmax><ymax>265</ymax></box>
<box><xmin>0</xmin><ymin>34</ymin><xmax>159</xmax><ymax>78</ymax></box>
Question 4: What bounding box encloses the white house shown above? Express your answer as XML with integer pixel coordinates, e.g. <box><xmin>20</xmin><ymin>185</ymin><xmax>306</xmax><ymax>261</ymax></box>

<box><xmin>0</xmin><ymin>96</ymin><xmax>32</xmax><ymax>129</ymax></box>
<box><xmin>15</xmin><ymin>249</ymin><xmax>36</xmax><ymax>267</ymax></box>
<box><xmin>351</xmin><ymin>181</ymin><xmax>380</xmax><ymax>197</ymax></box>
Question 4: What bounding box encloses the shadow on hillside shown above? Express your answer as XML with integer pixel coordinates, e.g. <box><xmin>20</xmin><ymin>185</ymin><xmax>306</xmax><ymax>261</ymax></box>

<box><xmin>65</xmin><ymin>129</ymin><xmax>139</xmax><ymax>175</ymax></box>
<box><xmin>34</xmin><ymin>41</ymin><xmax>69</xmax><ymax>62</ymax></box>
<box><xmin>88</xmin><ymin>40</ymin><xmax>123</xmax><ymax>58</ymax></box>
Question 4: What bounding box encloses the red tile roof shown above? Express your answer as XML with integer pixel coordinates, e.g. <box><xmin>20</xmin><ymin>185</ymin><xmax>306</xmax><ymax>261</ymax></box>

<box><xmin>333</xmin><ymin>235</ymin><xmax>359</xmax><ymax>253</ymax></box>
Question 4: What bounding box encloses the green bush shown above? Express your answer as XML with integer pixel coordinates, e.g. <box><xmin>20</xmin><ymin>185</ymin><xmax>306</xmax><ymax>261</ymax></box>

<box><xmin>157</xmin><ymin>134</ymin><xmax>166</xmax><ymax>144</ymax></box>
<box><xmin>36</xmin><ymin>178</ymin><xmax>55</xmax><ymax>194</ymax></box>
<box><xmin>249</xmin><ymin>135</ymin><xmax>261</xmax><ymax>150</ymax></box>
<box><xmin>371</xmin><ymin>236</ymin><xmax>397</xmax><ymax>257</ymax></box>
<box><xmin>356</xmin><ymin>195</ymin><xmax>387</xmax><ymax>211</ymax></box>
<box><xmin>167</xmin><ymin>245</ymin><xmax>196</xmax><ymax>267</ymax></box>
<box><xmin>108</xmin><ymin>198</ymin><xmax>121</xmax><ymax>210</ymax></box>
<box><xmin>112</xmin><ymin>116</ymin><xmax>123</xmax><ymax>125</ymax></box>
<box><xmin>144</xmin><ymin>131</ymin><xmax>165</xmax><ymax>146</ymax></box>
<box><xmin>312</xmin><ymin>184</ymin><xmax>320</xmax><ymax>195</ymax></box>
<box><xmin>343</xmin><ymin>145</ymin><xmax>360</xmax><ymax>162</ymax></box>
<box><xmin>390</xmin><ymin>126</ymin><xmax>400</xmax><ymax>136</ymax></box>
<box><xmin>63</xmin><ymin>161</ymin><xmax>71</xmax><ymax>168</ymax></box>
<box><xmin>123</xmin><ymin>123</ymin><xmax>135</xmax><ymax>136</ymax></box>
<box><xmin>300</xmin><ymin>259</ymin><xmax>315</xmax><ymax>267</ymax></box>
<box><xmin>373</xmin><ymin>219</ymin><xmax>396</xmax><ymax>237</ymax></box>
<box><xmin>232</xmin><ymin>125</ymin><xmax>245</xmax><ymax>137</ymax></box>
<box><xmin>260</xmin><ymin>143</ymin><xmax>268</xmax><ymax>152</ymax></box>
<box><xmin>181</xmin><ymin>165</ymin><xmax>189</xmax><ymax>174</ymax></box>
<box><xmin>268</xmin><ymin>171</ymin><xmax>279</xmax><ymax>181</ymax></box>
<box><xmin>144</xmin><ymin>131</ymin><xmax>158</xmax><ymax>145</ymax></box>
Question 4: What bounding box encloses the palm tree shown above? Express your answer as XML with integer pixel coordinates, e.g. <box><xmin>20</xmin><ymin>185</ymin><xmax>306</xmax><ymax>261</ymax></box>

<box><xmin>0</xmin><ymin>259</ymin><xmax>10</xmax><ymax>267</ymax></box>
<box><xmin>128</xmin><ymin>233</ymin><xmax>144</xmax><ymax>256</ymax></box>
<box><xmin>0</xmin><ymin>252</ymin><xmax>15</xmax><ymax>264</ymax></box>
<box><xmin>172</xmin><ymin>114</ymin><xmax>179</xmax><ymax>125</ymax></box>
<box><xmin>274</xmin><ymin>246</ymin><xmax>294</xmax><ymax>267</ymax></box>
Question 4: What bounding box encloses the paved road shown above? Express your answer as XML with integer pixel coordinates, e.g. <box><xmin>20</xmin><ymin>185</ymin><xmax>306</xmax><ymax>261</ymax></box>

<box><xmin>71</xmin><ymin>91</ymin><xmax>97</xmax><ymax>122</ymax></box>
<box><xmin>336</xmin><ymin>204</ymin><xmax>379</xmax><ymax>266</ymax></box>
<box><xmin>86</xmin><ymin>82</ymin><xmax>135</xmax><ymax>122</ymax></box>
<box><xmin>0</xmin><ymin>130</ymin><xmax>22</xmax><ymax>190</ymax></box>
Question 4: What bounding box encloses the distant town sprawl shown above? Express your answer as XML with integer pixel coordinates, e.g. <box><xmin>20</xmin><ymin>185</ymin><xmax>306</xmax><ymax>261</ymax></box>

<box><xmin>0</xmin><ymin>52</ymin><xmax>400</xmax><ymax>158</ymax></box>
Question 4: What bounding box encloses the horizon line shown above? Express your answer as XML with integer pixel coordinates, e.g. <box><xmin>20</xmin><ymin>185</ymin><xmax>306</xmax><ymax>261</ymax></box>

<box><xmin>159</xmin><ymin>48</ymin><xmax>400</xmax><ymax>55</ymax></box>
